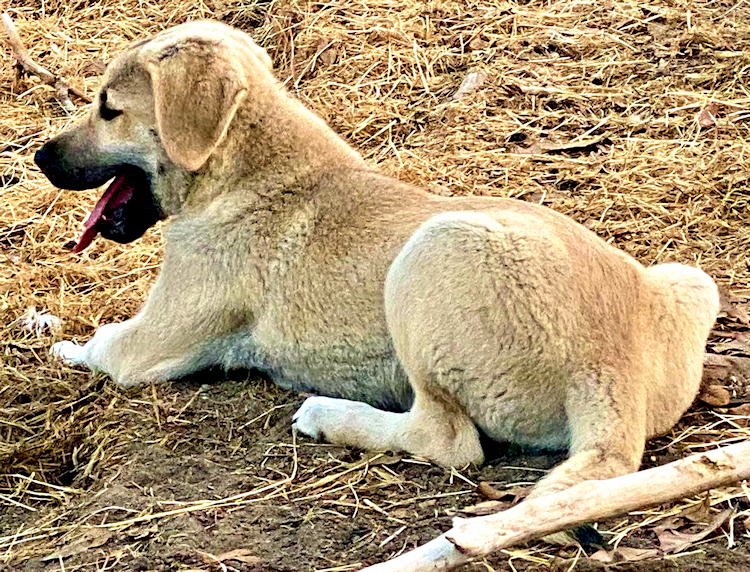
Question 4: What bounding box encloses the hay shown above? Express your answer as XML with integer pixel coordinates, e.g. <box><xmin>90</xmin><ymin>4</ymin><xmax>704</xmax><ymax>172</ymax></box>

<box><xmin>2</xmin><ymin>0</ymin><xmax>750</xmax><ymax>570</ymax></box>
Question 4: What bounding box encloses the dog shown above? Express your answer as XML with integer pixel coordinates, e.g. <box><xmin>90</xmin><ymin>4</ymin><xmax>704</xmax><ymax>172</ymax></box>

<box><xmin>35</xmin><ymin>20</ymin><xmax>719</xmax><ymax>498</ymax></box>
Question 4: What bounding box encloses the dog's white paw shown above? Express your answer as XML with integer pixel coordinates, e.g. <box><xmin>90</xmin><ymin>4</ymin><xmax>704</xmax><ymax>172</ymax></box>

<box><xmin>293</xmin><ymin>396</ymin><xmax>341</xmax><ymax>440</ymax></box>
<box><xmin>51</xmin><ymin>341</ymin><xmax>86</xmax><ymax>366</ymax></box>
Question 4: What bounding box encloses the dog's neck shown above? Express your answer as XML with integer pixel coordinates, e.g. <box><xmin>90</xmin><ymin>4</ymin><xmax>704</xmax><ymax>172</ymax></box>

<box><xmin>181</xmin><ymin>86</ymin><xmax>368</xmax><ymax>211</ymax></box>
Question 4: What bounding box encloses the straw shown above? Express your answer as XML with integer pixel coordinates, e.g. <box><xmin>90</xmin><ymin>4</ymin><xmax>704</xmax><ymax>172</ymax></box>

<box><xmin>2</xmin><ymin>0</ymin><xmax>750</xmax><ymax>569</ymax></box>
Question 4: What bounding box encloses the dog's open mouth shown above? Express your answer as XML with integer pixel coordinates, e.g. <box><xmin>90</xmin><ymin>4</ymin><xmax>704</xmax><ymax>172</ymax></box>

<box><xmin>74</xmin><ymin>166</ymin><xmax>164</xmax><ymax>252</ymax></box>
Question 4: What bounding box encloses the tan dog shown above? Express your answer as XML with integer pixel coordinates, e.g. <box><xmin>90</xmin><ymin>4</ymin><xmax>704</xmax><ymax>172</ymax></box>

<box><xmin>36</xmin><ymin>21</ymin><xmax>719</xmax><ymax>497</ymax></box>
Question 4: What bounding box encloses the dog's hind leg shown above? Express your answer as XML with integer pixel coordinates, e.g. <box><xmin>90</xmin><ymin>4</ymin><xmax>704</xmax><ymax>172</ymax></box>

<box><xmin>294</xmin><ymin>213</ymin><xmax>510</xmax><ymax>466</ymax></box>
<box><xmin>528</xmin><ymin>371</ymin><xmax>647</xmax><ymax>499</ymax></box>
<box><xmin>293</xmin><ymin>382</ymin><xmax>484</xmax><ymax>467</ymax></box>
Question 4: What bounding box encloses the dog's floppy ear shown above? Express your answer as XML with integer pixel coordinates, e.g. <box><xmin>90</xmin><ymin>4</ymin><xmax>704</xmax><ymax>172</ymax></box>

<box><xmin>145</xmin><ymin>40</ymin><xmax>248</xmax><ymax>171</ymax></box>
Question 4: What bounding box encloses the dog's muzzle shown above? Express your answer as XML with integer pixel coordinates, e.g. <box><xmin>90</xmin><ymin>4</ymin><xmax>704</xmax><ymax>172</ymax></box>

<box><xmin>34</xmin><ymin>138</ymin><xmax>121</xmax><ymax>191</ymax></box>
<box><xmin>35</xmin><ymin>138</ymin><xmax>165</xmax><ymax>251</ymax></box>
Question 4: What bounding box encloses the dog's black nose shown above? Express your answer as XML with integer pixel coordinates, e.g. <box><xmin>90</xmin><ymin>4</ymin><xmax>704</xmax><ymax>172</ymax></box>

<box><xmin>34</xmin><ymin>140</ymin><xmax>54</xmax><ymax>174</ymax></box>
<box><xmin>34</xmin><ymin>139</ymin><xmax>76</xmax><ymax>189</ymax></box>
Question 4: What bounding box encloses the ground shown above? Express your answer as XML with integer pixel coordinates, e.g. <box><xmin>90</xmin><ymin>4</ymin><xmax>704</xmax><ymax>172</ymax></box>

<box><xmin>2</xmin><ymin>0</ymin><xmax>750</xmax><ymax>570</ymax></box>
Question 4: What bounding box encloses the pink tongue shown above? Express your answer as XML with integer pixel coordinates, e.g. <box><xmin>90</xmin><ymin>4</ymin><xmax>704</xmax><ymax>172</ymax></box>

<box><xmin>73</xmin><ymin>174</ymin><xmax>134</xmax><ymax>253</ymax></box>
<box><xmin>72</xmin><ymin>224</ymin><xmax>100</xmax><ymax>253</ymax></box>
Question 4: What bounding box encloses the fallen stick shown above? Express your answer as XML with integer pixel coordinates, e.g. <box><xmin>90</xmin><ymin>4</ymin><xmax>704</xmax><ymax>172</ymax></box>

<box><xmin>1</xmin><ymin>11</ymin><xmax>91</xmax><ymax>112</ymax></box>
<box><xmin>361</xmin><ymin>440</ymin><xmax>750</xmax><ymax>571</ymax></box>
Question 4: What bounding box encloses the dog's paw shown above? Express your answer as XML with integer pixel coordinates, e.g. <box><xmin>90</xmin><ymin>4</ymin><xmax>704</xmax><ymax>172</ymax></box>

<box><xmin>51</xmin><ymin>341</ymin><xmax>86</xmax><ymax>366</ymax></box>
<box><xmin>292</xmin><ymin>395</ymin><xmax>340</xmax><ymax>440</ymax></box>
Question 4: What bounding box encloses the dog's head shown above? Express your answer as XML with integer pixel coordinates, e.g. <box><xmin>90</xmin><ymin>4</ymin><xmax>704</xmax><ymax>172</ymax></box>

<box><xmin>34</xmin><ymin>20</ymin><xmax>273</xmax><ymax>252</ymax></box>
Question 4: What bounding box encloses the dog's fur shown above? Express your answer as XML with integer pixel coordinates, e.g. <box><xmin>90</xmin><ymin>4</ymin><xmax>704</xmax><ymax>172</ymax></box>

<box><xmin>36</xmin><ymin>21</ymin><xmax>719</xmax><ymax>497</ymax></box>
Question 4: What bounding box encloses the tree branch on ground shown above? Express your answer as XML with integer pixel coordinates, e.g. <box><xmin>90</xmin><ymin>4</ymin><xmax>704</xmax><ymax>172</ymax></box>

<box><xmin>1</xmin><ymin>12</ymin><xmax>91</xmax><ymax>112</ymax></box>
<box><xmin>361</xmin><ymin>441</ymin><xmax>750</xmax><ymax>572</ymax></box>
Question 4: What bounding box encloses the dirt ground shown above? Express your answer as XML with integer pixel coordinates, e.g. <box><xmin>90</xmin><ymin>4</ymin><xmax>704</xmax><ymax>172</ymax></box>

<box><xmin>3</xmin><ymin>375</ymin><xmax>750</xmax><ymax>572</ymax></box>
<box><xmin>3</xmin><ymin>0</ymin><xmax>750</xmax><ymax>570</ymax></box>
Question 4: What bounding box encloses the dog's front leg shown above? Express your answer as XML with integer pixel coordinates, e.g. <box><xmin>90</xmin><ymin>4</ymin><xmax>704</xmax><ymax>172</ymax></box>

<box><xmin>52</xmin><ymin>317</ymin><xmax>183</xmax><ymax>387</ymax></box>
<box><xmin>52</xmin><ymin>322</ymin><xmax>126</xmax><ymax>369</ymax></box>
<box><xmin>53</xmin><ymin>310</ymin><xmax>229</xmax><ymax>387</ymax></box>
<box><xmin>51</xmin><ymin>242</ymin><xmax>251</xmax><ymax>387</ymax></box>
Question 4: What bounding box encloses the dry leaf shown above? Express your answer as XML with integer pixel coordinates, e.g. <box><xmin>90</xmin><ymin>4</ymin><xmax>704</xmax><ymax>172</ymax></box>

<box><xmin>697</xmin><ymin>103</ymin><xmax>719</xmax><ymax>129</ymax></box>
<box><xmin>42</xmin><ymin>529</ymin><xmax>113</xmax><ymax>561</ymax></box>
<box><xmin>315</xmin><ymin>38</ymin><xmax>337</xmax><ymax>66</ymax></box>
<box><xmin>517</xmin><ymin>134</ymin><xmax>611</xmax><ymax>156</ymax></box>
<box><xmin>463</xmin><ymin>485</ymin><xmax>530</xmax><ymax>515</ymax></box>
<box><xmin>703</xmin><ymin>352</ymin><xmax>732</xmax><ymax>367</ymax></box>
<box><xmin>723</xmin><ymin>301</ymin><xmax>750</xmax><ymax>325</ymax></box>
<box><xmin>542</xmin><ymin>530</ymin><xmax>582</xmax><ymax>546</ymax></box>
<box><xmin>216</xmin><ymin>548</ymin><xmax>261</xmax><ymax>564</ymax></box>
<box><xmin>698</xmin><ymin>384</ymin><xmax>731</xmax><ymax>407</ymax></box>
<box><xmin>656</xmin><ymin>508</ymin><xmax>732</xmax><ymax>553</ymax></box>
<box><xmin>82</xmin><ymin>58</ymin><xmax>107</xmax><ymax>77</ymax></box>
<box><xmin>728</xmin><ymin>403</ymin><xmax>750</xmax><ymax>416</ymax></box>
<box><xmin>366</xmin><ymin>453</ymin><xmax>402</xmax><ymax>466</ymax></box>
<box><xmin>460</xmin><ymin>499</ymin><xmax>508</xmax><ymax>516</ymax></box>
<box><xmin>589</xmin><ymin>549</ymin><xmax>612</xmax><ymax>562</ymax></box>
<box><xmin>476</xmin><ymin>481</ymin><xmax>504</xmax><ymax>500</ymax></box>
<box><xmin>368</xmin><ymin>28</ymin><xmax>410</xmax><ymax>46</ymax></box>
<box><xmin>710</xmin><ymin>338</ymin><xmax>750</xmax><ymax>355</ymax></box>
<box><xmin>128</xmin><ymin>524</ymin><xmax>158</xmax><ymax>540</ymax></box>
<box><xmin>452</xmin><ymin>69</ymin><xmax>487</xmax><ymax>101</ymax></box>
<box><xmin>681</xmin><ymin>494</ymin><xmax>713</xmax><ymax>524</ymax></box>
<box><xmin>476</xmin><ymin>482</ymin><xmax>529</xmax><ymax>502</ymax></box>
<box><xmin>617</xmin><ymin>547</ymin><xmax>660</xmax><ymax>561</ymax></box>
<box><xmin>653</xmin><ymin>514</ymin><xmax>686</xmax><ymax>532</ymax></box>
<box><xmin>716</xmin><ymin>291</ymin><xmax>750</xmax><ymax>324</ymax></box>
<box><xmin>590</xmin><ymin>547</ymin><xmax>659</xmax><ymax>563</ymax></box>
<box><xmin>468</xmin><ymin>35</ymin><xmax>488</xmax><ymax>50</ymax></box>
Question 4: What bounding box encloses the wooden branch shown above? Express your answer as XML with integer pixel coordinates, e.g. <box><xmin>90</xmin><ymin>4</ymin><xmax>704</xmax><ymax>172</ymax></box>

<box><xmin>1</xmin><ymin>12</ymin><xmax>91</xmax><ymax>112</ymax></box>
<box><xmin>361</xmin><ymin>441</ymin><xmax>750</xmax><ymax>572</ymax></box>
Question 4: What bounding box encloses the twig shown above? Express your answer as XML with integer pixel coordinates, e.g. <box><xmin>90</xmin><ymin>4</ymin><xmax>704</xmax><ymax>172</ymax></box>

<box><xmin>361</xmin><ymin>441</ymin><xmax>750</xmax><ymax>571</ymax></box>
<box><xmin>1</xmin><ymin>12</ymin><xmax>91</xmax><ymax>112</ymax></box>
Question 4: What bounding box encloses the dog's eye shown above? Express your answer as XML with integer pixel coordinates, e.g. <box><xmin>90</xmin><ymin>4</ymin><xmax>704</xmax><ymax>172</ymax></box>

<box><xmin>99</xmin><ymin>91</ymin><xmax>122</xmax><ymax>121</ymax></box>
<box><xmin>100</xmin><ymin>102</ymin><xmax>122</xmax><ymax>121</ymax></box>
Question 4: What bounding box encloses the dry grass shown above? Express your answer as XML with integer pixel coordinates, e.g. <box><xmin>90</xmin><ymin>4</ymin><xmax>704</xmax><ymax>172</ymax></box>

<box><xmin>2</xmin><ymin>0</ymin><xmax>750</xmax><ymax>570</ymax></box>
